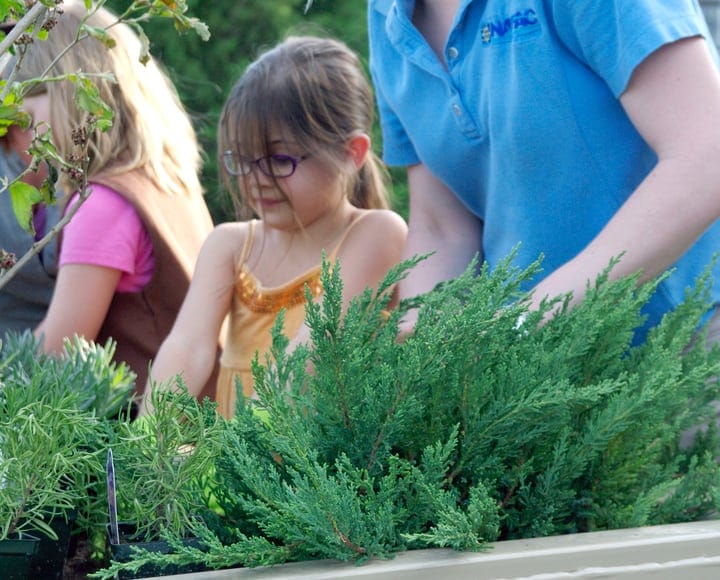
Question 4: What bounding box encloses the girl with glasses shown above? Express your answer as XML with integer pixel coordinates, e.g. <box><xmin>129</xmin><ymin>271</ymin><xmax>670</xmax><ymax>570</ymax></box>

<box><xmin>144</xmin><ymin>35</ymin><xmax>407</xmax><ymax>418</ymax></box>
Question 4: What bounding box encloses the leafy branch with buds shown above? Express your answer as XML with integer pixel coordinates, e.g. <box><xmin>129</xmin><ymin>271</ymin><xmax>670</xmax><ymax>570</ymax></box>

<box><xmin>0</xmin><ymin>0</ymin><xmax>208</xmax><ymax>289</ymax></box>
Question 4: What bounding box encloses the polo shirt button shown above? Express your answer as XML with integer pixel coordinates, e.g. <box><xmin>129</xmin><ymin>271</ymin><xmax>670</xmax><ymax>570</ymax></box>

<box><xmin>452</xmin><ymin>103</ymin><xmax>462</xmax><ymax>116</ymax></box>
<box><xmin>447</xmin><ymin>46</ymin><xmax>459</xmax><ymax>59</ymax></box>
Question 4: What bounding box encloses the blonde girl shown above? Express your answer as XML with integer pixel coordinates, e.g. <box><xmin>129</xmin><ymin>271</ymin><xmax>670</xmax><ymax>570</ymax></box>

<box><xmin>146</xmin><ymin>35</ymin><xmax>407</xmax><ymax>418</ymax></box>
<box><xmin>7</xmin><ymin>0</ymin><xmax>218</xmax><ymax>397</ymax></box>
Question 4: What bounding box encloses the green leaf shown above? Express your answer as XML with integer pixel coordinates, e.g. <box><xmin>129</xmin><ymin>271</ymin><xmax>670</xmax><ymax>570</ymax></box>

<box><xmin>186</xmin><ymin>18</ymin><xmax>210</xmax><ymax>41</ymax></box>
<box><xmin>137</xmin><ymin>27</ymin><xmax>151</xmax><ymax>65</ymax></box>
<box><xmin>9</xmin><ymin>180</ymin><xmax>43</xmax><ymax>234</ymax></box>
<box><xmin>79</xmin><ymin>23</ymin><xmax>116</xmax><ymax>49</ymax></box>
<box><xmin>75</xmin><ymin>78</ymin><xmax>114</xmax><ymax>124</ymax></box>
<box><xmin>0</xmin><ymin>103</ymin><xmax>31</xmax><ymax>138</ymax></box>
<box><xmin>39</xmin><ymin>174</ymin><xmax>57</xmax><ymax>205</ymax></box>
<box><xmin>0</xmin><ymin>1</ymin><xmax>26</xmax><ymax>24</ymax></box>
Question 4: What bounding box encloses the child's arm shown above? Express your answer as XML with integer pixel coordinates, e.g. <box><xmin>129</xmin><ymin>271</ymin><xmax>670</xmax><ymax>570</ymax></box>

<box><xmin>140</xmin><ymin>223</ymin><xmax>241</xmax><ymax>412</ymax></box>
<box><xmin>35</xmin><ymin>264</ymin><xmax>121</xmax><ymax>352</ymax></box>
<box><xmin>35</xmin><ymin>187</ymin><xmax>144</xmax><ymax>352</ymax></box>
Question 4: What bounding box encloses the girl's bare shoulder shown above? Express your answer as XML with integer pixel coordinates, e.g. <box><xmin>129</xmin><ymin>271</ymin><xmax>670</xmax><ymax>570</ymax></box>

<box><xmin>207</xmin><ymin>220</ymin><xmax>257</xmax><ymax>242</ymax></box>
<box><xmin>336</xmin><ymin>209</ymin><xmax>407</xmax><ymax>263</ymax></box>
<box><xmin>350</xmin><ymin>209</ymin><xmax>408</xmax><ymax>242</ymax></box>
<box><xmin>211</xmin><ymin>220</ymin><xmax>252</xmax><ymax>239</ymax></box>
<box><xmin>201</xmin><ymin>220</ymin><xmax>255</xmax><ymax>265</ymax></box>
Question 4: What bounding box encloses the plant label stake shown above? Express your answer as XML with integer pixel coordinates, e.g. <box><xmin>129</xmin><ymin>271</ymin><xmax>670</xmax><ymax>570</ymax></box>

<box><xmin>106</xmin><ymin>448</ymin><xmax>120</xmax><ymax>545</ymax></box>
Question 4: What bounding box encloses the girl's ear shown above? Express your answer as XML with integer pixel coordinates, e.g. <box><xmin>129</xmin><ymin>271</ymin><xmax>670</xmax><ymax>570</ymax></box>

<box><xmin>347</xmin><ymin>132</ymin><xmax>371</xmax><ymax>169</ymax></box>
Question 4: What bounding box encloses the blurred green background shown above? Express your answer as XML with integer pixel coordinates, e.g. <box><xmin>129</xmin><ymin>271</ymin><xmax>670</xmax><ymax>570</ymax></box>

<box><xmin>113</xmin><ymin>0</ymin><xmax>409</xmax><ymax>223</ymax></box>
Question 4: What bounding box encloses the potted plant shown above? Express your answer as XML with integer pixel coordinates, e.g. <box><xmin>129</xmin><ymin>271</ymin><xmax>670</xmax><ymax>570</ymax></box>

<box><xmin>0</xmin><ymin>331</ymin><xmax>135</xmax><ymax>419</ymax></box>
<box><xmin>0</xmin><ymin>2</ymin><xmax>209</xmax><ymax>576</ymax></box>
<box><xmin>0</xmin><ymin>332</ymin><xmax>135</xmax><ymax>579</ymax></box>
<box><xmin>0</xmin><ymin>361</ymin><xmax>104</xmax><ymax>579</ymax></box>
<box><xmin>94</xmin><ymin>378</ymin><xmax>224</xmax><ymax>579</ymax></box>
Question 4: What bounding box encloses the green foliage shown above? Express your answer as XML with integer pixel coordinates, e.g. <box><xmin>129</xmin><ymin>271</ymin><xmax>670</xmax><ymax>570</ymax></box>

<box><xmin>108</xmin><ymin>254</ymin><xmax>720</xmax><ymax>573</ymax></box>
<box><xmin>109</xmin><ymin>377</ymin><xmax>224</xmax><ymax>542</ymax></box>
<box><xmin>8</xmin><ymin>179</ymin><xmax>43</xmax><ymax>232</ymax></box>
<box><xmin>0</xmin><ymin>1</ymin><xmax>25</xmax><ymax>25</ymax></box>
<box><xmin>0</xmin><ymin>338</ymin><xmax>123</xmax><ymax>541</ymax></box>
<box><xmin>90</xmin><ymin>380</ymin><xmax>224</xmax><ymax>579</ymax></box>
<box><xmin>0</xmin><ymin>331</ymin><xmax>136</xmax><ymax>418</ymax></box>
<box><xmin>0</xmin><ymin>333</ymin><xmax>135</xmax><ymax>550</ymax></box>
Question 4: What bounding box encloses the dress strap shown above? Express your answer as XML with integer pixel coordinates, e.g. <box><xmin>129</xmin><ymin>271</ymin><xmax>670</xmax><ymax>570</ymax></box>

<box><xmin>328</xmin><ymin>211</ymin><xmax>372</xmax><ymax>262</ymax></box>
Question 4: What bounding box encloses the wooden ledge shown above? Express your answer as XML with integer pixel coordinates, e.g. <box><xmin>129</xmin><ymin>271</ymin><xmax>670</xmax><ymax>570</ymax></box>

<box><xmin>151</xmin><ymin>519</ymin><xmax>720</xmax><ymax>579</ymax></box>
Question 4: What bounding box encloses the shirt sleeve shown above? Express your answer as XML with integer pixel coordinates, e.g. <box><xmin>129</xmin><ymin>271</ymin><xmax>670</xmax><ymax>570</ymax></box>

<box><xmin>59</xmin><ymin>184</ymin><xmax>148</xmax><ymax>275</ymax></box>
<box><xmin>551</xmin><ymin>0</ymin><xmax>711</xmax><ymax>96</ymax></box>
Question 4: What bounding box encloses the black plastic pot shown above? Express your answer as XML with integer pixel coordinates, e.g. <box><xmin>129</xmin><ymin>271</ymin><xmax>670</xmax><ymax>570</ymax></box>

<box><xmin>0</xmin><ymin>533</ymin><xmax>40</xmax><ymax>580</ymax></box>
<box><xmin>30</xmin><ymin>511</ymin><xmax>77</xmax><ymax>580</ymax></box>
<box><xmin>107</xmin><ymin>522</ymin><xmax>206</xmax><ymax>580</ymax></box>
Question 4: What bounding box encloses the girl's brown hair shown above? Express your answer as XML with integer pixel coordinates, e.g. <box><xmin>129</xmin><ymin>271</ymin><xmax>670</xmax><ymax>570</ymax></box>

<box><xmin>217</xmin><ymin>35</ymin><xmax>390</xmax><ymax>219</ymax></box>
<box><xmin>10</xmin><ymin>0</ymin><xmax>201</xmax><ymax>198</ymax></box>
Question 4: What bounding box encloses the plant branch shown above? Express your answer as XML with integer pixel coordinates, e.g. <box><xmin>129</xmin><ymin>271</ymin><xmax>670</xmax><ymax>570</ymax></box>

<box><xmin>0</xmin><ymin>172</ymin><xmax>88</xmax><ymax>292</ymax></box>
<box><xmin>0</xmin><ymin>2</ymin><xmax>47</xmax><ymax>60</ymax></box>
<box><xmin>0</xmin><ymin>2</ymin><xmax>49</xmax><ymax>101</ymax></box>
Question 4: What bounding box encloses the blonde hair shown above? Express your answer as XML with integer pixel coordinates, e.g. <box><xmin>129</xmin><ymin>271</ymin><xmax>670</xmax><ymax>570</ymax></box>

<box><xmin>217</xmin><ymin>35</ymin><xmax>390</xmax><ymax>219</ymax></box>
<box><xmin>11</xmin><ymin>0</ymin><xmax>201</xmax><ymax>197</ymax></box>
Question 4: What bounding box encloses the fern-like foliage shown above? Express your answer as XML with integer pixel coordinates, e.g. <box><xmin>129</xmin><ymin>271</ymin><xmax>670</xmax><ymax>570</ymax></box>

<box><xmin>103</xmin><ymin>252</ymin><xmax>720</xmax><ymax>573</ymax></box>
<box><xmin>0</xmin><ymin>333</ymin><xmax>136</xmax><ymax>546</ymax></box>
<box><xmin>0</xmin><ymin>336</ymin><xmax>126</xmax><ymax>542</ymax></box>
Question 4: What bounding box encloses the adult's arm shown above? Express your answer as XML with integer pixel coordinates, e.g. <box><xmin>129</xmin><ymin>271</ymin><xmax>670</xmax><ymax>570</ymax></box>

<box><xmin>398</xmin><ymin>163</ymin><xmax>482</xmax><ymax>301</ymax></box>
<box><xmin>531</xmin><ymin>36</ymin><xmax>720</xmax><ymax>308</ymax></box>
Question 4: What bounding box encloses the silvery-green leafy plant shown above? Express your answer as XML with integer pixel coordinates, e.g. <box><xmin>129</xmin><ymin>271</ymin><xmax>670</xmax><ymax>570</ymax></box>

<box><xmin>0</xmin><ymin>332</ymin><xmax>135</xmax><ymax>549</ymax></box>
<box><xmin>0</xmin><ymin>331</ymin><xmax>136</xmax><ymax>418</ymax></box>
<box><xmin>0</xmin><ymin>360</ymin><xmax>107</xmax><ymax>540</ymax></box>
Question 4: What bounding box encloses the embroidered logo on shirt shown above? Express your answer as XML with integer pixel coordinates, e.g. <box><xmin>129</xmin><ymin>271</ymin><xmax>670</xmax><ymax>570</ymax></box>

<box><xmin>481</xmin><ymin>9</ymin><xmax>539</xmax><ymax>45</ymax></box>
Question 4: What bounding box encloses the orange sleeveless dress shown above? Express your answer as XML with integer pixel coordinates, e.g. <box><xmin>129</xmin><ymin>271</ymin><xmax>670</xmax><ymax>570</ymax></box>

<box><xmin>215</xmin><ymin>216</ymin><xmax>364</xmax><ymax>418</ymax></box>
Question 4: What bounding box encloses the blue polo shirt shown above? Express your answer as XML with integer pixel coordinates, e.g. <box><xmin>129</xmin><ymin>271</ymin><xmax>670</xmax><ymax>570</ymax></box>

<box><xmin>369</xmin><ymin>0</ymin><xmax>720</xmax><ymax>337</ymax></box>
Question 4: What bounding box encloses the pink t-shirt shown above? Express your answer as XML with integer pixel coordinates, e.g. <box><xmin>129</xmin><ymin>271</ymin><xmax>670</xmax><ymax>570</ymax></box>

<box><xmin>59</xmin><ymin>183</ymin><xmax>154</xmax><ymax>293</ymax></box>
